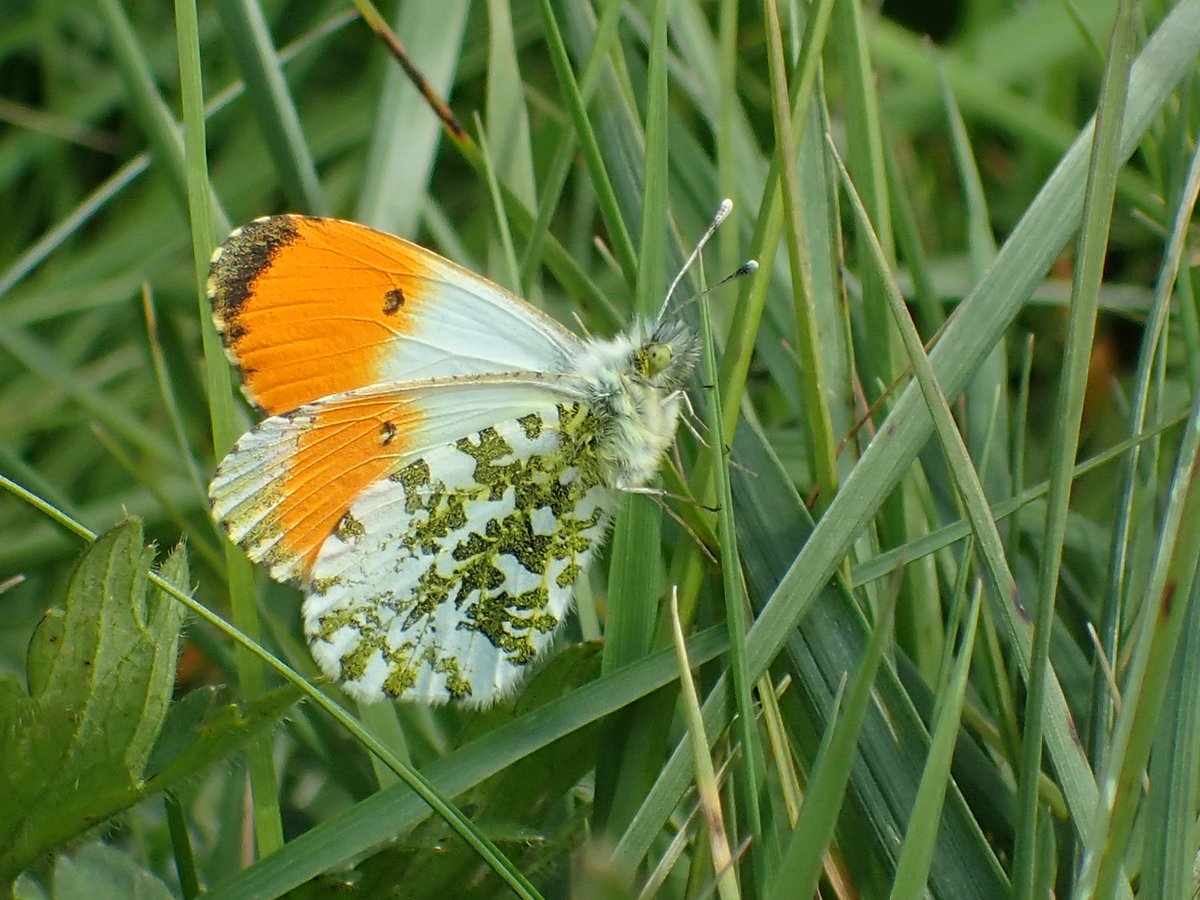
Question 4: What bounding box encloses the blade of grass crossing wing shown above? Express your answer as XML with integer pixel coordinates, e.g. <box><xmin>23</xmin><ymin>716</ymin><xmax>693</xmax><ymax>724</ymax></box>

<box><xmin>174</xmin><ymin>0</ymin><xmax>283</xmax><ymax>856</ymax></box>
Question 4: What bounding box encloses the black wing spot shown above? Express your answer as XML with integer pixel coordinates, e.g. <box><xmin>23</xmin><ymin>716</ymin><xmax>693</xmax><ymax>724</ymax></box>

<box><xmin>383</xmin><ymin>287</ymin><xmax>406</xmax><ymax>315</ymax></box>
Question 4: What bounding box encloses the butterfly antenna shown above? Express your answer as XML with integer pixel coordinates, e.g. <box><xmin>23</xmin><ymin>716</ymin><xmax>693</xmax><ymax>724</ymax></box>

<box><xmin>657</xmin><ymin>198</ymin><xmax>734</xmax><ymax>322</ymax></box>
<box><xmin>669</xmin><ymin>258</ymin><xmax>759</xmax><ymax>316</ymax></box>
<box><xmin>708</xmin><ymin>259</ymin><xmax>759</xmax><ymax>291</ymax></box>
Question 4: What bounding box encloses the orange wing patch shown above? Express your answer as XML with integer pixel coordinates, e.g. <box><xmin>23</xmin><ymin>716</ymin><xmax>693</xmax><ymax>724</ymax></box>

<box><xmin>263</xmin><ymin>396</ymin><xmax>419</xmax><ymax>576</ymax></box>
<box><xmin>208</xmin><ymin>216</ymin><xmax>431</xmax><ymax>415</ymax></box>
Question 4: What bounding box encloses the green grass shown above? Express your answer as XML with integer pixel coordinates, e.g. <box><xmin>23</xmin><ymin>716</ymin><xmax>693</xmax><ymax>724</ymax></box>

<box><xmin>2</xmin><ymin>1</ymin><xmax>1200</xmax><ymax>897</ymax></box>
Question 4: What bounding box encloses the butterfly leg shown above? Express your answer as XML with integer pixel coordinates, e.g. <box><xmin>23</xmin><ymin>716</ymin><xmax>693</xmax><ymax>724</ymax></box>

<box><xmin>620</xmin><ymin>486</ymin><xmax>716</xmax><ymax>564</ymax></box>
<box><xmin>672</xmin><ymin>388</ymin><xmax>710</xmax><ymax>448</ymax></box>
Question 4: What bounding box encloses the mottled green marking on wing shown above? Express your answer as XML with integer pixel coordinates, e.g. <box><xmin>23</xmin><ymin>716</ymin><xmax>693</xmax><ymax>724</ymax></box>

<box><xmin>309</xmin><ymin>401</ymin><xmax>613</xmax><ymax>702</ymax></box>
<box><xmin>334</xmin><ymin>511</ymin><xmax>365</xmax><ymax>541</ymax></box>
<box><xmin>517</xmin><ymin>412</ymin><xmax>543</xmax><ymax>440</ymax></box>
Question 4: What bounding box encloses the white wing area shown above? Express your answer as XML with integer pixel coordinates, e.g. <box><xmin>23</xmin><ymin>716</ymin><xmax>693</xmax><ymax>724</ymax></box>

<box><xmin>380</xmin><ymin>265</ymin><xmax>583</xmax><ymax>379</ymax></box>
<box><xmin>303</xmin><ymin>403</ymin><xmax>615</xmax><ymax>705</ymax></box>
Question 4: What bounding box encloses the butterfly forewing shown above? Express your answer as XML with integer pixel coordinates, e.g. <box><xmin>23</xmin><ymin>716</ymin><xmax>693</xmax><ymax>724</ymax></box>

<box><xmin>208</xmin><ymin>216</ymin><xmax>582</xmax><ymax>415</ymax></box>
<box><xmin>303</xmin><ymin>401</ymin><xmax>615</xmax><ymax>705</ymax></box>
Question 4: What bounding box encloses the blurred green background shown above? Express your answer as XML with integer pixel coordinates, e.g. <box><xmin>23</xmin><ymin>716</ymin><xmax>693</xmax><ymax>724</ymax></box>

<box><xmin>2</xmin><ymin>1</ymin><xmax>1198</xmax><ymax>897</ymax></box>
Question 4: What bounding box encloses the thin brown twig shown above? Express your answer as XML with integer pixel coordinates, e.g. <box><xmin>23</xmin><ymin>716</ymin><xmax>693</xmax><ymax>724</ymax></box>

<box><xmin>352</xmin><ymin>0</ymin><xmax>468</xmax><ymax>141</ymax></box>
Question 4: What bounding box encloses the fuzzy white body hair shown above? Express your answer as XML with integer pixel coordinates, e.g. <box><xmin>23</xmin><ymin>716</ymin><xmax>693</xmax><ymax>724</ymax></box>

<box><xmin>571</xmin><ymin>320</ymin><xmax>699</xmax><ymax>490</ymax></box>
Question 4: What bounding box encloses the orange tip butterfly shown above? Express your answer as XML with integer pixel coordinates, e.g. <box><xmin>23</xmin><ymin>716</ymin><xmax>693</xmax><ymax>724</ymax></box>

<box><xmin>207</xmin><ymin>201</ymin><xmax>745</xmax><ymax>705</ymax></box>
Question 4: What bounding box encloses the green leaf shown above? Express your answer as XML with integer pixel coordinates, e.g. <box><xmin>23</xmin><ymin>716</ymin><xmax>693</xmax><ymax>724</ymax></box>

<box><xmin>0</xmin><ymin>519</ymin><xmax>187</xmax><ymax>882</ymax></box>
<box><xmin>144</xmin><ymin>683</ymin><xmax>303</xmax><ymax>795</ymax></box>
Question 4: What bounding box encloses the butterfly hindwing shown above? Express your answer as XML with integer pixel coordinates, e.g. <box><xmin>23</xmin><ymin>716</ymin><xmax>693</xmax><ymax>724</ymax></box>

<box><xmin>303</xmin><ymin>400</ymin><xmax>615</xmax><ymax>705</ymax></box>
<box><xmin>209</xmin><ymin>374</ymin><xmax>592</xmax><ymax>587</ymax></box>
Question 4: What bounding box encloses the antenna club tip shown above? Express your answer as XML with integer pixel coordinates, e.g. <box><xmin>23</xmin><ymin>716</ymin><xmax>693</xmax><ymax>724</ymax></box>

<box><xmin>744</xmin><ymin>259</ymin><xmax>759</xmax><ymax>273</ymax></box>
<box><xmin>719</xmin><ymin>198</ymin><xmax>733</xmax><ymax>212</ymax></box>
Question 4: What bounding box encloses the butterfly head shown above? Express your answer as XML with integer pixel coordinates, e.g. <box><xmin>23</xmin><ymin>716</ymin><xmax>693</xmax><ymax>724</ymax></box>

<box><xmin>633</xmin><ymin>317</ymin><xmax>700</xmax><ymax>390</ymax></box>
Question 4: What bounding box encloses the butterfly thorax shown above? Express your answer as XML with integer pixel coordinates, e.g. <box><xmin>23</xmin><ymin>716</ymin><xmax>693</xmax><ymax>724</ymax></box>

<box><xmin>571</xmin><ymin>319</ymin><xmax>700</xmax><ymax>490</ymax></box>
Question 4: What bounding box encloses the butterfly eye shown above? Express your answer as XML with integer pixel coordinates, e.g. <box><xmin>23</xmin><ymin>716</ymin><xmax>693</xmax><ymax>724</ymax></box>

<box><xmin>643</xmin><ymin>342</ymin><xmax>673</xmax><ymax>377</ymax></box>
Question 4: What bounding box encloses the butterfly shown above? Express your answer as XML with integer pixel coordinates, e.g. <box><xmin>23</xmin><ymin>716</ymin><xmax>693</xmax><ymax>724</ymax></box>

<box><xmin>207</xmin><ymin>207</ymin><xmax>737</xmax><ymax>706</ymax></box>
